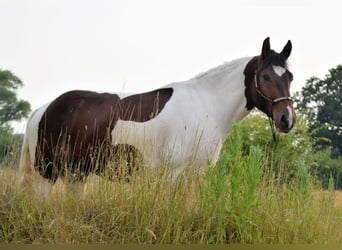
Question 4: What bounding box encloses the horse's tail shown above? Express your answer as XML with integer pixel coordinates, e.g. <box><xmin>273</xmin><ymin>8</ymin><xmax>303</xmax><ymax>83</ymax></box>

<box><xmin>19</xmin><ymin>130</ymin><xmax>32</xmax><ymax>188</ymax></box>
<box><xmin>19</xmin><ymin>109</ymin><xmax>38</xmax><ymax>189</ymax></box>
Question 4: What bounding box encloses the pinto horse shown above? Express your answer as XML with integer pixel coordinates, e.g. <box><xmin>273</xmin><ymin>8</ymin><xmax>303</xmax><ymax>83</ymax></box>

<box><xmin>19</xmin><ymin>37</ymin><xmax>296</xmax><ymax>198</ymax></box>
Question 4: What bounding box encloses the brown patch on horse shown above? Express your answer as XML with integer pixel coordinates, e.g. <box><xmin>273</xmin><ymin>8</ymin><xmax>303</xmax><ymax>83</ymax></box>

<box><xmin>120</xmin><ymin>88</ymin><xmax>173</xmax><ymax>122</ymax></box>
<box><xmin>35</xmin><ymin>88</ymin><xmax>173</xmax><ymax>182</ymax></box>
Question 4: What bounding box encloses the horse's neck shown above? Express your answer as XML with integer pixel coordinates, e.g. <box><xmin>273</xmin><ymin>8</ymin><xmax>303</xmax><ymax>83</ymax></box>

<box><xmin>191</xmin><ymin>57</ymin><xmax>252</xmax><ymax>134</ymax></box>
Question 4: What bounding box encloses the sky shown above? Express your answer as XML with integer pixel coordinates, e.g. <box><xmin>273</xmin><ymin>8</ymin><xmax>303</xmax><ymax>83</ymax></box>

<box><xmin>0</xmin><ymin>0</ymin><xmax>341</xmax><ymax>132</ymax></box>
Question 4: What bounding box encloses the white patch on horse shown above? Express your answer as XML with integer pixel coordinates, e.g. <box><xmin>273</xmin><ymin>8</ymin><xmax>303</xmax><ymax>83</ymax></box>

<box><xmin>272</xmin><ymin>65</ymin><xmax>286</xmax><ymax>77</ymax></box>
<box><xmin>286</xmin><ymin>105</ymin><xmax>293</xmax><ymax>128</ymax></box>
<box><xmin>116</xmin><ymin>92</ymin><xmax>135</xmax><ymax>99</ymax></box>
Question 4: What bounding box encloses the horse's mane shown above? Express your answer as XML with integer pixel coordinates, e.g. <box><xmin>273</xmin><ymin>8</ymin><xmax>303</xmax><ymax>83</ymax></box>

<box><xmin>191</xmin><ymin>57</ymin><xmax>251</xmax><ymax>81</ymax></box>
<box><xmin>192</xmin><ymin>51</ymin><xmax>289</xmax><ymax>82</ymax></box>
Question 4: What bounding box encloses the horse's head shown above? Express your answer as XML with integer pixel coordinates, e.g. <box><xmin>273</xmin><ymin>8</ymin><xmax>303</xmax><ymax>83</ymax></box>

<box><xmin>244</xmin><ymin>37</ymin><xmax>296</xmax><ymax>133</ymax></box>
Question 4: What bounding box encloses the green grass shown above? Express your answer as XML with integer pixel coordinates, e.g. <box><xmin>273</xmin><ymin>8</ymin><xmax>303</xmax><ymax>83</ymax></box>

<box><xmin>0</xmin><ymin>123</ymin><xmax>341</xmax><ymax>243</ymax></box>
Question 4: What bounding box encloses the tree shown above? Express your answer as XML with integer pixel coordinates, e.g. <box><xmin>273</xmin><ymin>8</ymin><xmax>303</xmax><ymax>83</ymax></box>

<box><xmin>295</xmin><ymin>65</ymin><xmax>342</xmax><ymax>157</ymax></box>
<box><xmin>0</xmin><ymin>69</ymin><xmax>30</xmax><ymax>165</ymax></box>
<box><xmin>294</xmin><ymin>65</ymin><xmax>342</xmax><ymax>189</ymax></box>
<box><xmin>0</xmin><ymin>69</ymin><xmax>31</xmax><ymax>127</ymax></box>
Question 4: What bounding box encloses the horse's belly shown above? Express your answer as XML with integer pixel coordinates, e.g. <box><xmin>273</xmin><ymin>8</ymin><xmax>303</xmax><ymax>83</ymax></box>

<box><xmin>111</xmin><ymin>119</ymin><xmax>169</xmax><ymax>168</ymax></box>
<box><xmin>111</xmin><ymin>119</ymin><xmax>223</xmax><ymax>170</ymax></box>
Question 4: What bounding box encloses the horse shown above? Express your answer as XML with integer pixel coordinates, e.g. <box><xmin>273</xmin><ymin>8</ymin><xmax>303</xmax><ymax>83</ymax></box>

<box><xmin>19</xmin><ymin>37</ymin><xmax>296</xmax><ymax>198</ymax></box>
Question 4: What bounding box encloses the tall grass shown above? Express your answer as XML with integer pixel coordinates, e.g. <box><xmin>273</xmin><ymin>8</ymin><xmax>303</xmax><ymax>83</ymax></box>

<box><xmin>0</xmin><ymin>123</ymin><xmax>341</xmax><ymax>243</ymax></box>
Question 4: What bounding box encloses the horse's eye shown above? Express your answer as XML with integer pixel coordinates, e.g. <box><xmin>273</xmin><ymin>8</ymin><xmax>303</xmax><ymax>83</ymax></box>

<box><xmin>262</xmin><ymin>74</ymin><xmax>271</xmax><ymax>81</ymax></box>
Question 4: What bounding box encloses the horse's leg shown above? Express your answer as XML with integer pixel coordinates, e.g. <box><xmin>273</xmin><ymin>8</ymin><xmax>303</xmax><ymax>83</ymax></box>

<box><xmin>63</xmin><ymin>157</ymin><xmax>88</xmax><ymax>199</ymax></box>
<box><xmin>111</xmin><ymin>144</ymin><xmax>140</xmax><ymax>182</ymax></box>
<box><xmin>69</xmin><ymin>178</ymin><xmax>87</xmax><ymax>199</ymax></box>
<box><xmin>64</xmin><ymin>179</ymin><xmax>86</xmax><ymax>199</ymax></box>
<box><xmin>19</xmin><ymin>134</ymin><xmax>56</xmax><ymax>199</ymax></box>
<box><xmin>39</xmin><ymin>177</ymin><xmax>54</xmax><ymax>200</ymax></box>
<box><xmin>124</xmin><ymin>145</ymin><xmax>140</xmax><ymax>181</ymax></box>
<box><xmin>34</xmin><ymin>160</ymin><xmax>58</xmax><ymax>200</ymax></box>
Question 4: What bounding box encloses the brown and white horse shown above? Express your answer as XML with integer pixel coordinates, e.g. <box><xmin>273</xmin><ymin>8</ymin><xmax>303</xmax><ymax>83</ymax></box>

<box><xmin>19</xmin><ymin>37</ymin><xmax>296</xmax><ymax>198</ymax></box>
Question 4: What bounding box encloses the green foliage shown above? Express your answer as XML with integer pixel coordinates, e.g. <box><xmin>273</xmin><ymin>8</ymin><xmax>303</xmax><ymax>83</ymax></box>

<box><xmin>199</xmin><ymin>122</ymin><xmax>321</xmax><ymax>243</ymax></box>
<box><xmin>202</xmin><ymin>123</ymin><xmax>262</xmax><ymax>242</ymax></box>
<box><xmin>0</xmin><ymin>69</ymin><xmax>31</xmax><ymax>127</ymax></box>
<box><xmin>238</xmin><ymin>111</ymin><xmax>314</xmax><ymax>184</ymax></box>
<box><xmin>237</xmin><ymin>111</ymin><xmax>342</xmax><ymax>189</ymax></box>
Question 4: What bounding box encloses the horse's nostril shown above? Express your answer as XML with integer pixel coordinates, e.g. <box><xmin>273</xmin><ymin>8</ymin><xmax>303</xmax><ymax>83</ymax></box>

<box><xmin>280</xmin><ymin>114</ymin><xmax>289</xmax><ymax>128</ymax></box>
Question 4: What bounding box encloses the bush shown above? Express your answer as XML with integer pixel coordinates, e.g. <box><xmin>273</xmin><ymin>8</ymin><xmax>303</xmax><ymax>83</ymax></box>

<box><xmin>237</xmin><ymin>111</ymin><xmax>314</xmax><ymax>184</ymax></box>
<box><xmin>312</xmin><ymin>149</ymin><xmax>342</xmax><ymax>189</ymax></box>
<box><xmin>0</xmin><ymin>126</ymin><xmax>23</xmax><ymax>166</ymax></box>
<box><xmin>237</xmin><ymin>111</ymin><xmax>342</xmax><ymax>190</ymax></box>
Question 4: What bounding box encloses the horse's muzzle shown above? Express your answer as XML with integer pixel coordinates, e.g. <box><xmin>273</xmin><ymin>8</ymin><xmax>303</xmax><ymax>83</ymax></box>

<box><xmin>276</xmin><ymin>112</ymin><xmax>296</xmax><ymax>133</ymax></box>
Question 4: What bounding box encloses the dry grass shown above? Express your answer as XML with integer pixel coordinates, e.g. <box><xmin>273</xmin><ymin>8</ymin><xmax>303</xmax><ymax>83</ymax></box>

<box><xmin>334</xmin><ymin>191</ymin><xmax>342</xmax><ymax>208</ymax></box>
<box><xmin>0</xmin><ymin>124</ymin><xmax>341</xmax><ymax>243</ymax></box>
<box><xmin>1</xmin><ymin>162</ymin><xmax>342</xmax><ymax>243</ymax></box>
<box><xmin>312</xmin><ymin>190</ymin><xmax>342</xmax><ymax>209</ymax></box>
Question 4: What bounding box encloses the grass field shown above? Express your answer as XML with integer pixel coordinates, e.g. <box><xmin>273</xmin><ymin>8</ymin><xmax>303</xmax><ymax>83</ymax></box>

<box><xmin>0</xmin><ymin>125</ymin><xmax>341</xmax><ymax>243</ymax></box>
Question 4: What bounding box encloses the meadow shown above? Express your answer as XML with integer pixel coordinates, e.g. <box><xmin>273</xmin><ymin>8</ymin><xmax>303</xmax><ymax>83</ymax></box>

<box><xmin>0</xmin><ymin>122</ymin><xmax>341</xmax><ymax>244</ymax></box>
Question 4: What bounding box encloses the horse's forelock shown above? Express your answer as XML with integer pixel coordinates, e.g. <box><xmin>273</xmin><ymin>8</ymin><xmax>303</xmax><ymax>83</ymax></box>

<box><xmin>262</xmin><ymin>50</ymin><xmax>288</xmax><ymax>68</ymax></box>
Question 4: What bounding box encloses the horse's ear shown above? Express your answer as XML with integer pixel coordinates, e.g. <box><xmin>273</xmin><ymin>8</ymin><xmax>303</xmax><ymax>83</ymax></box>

<box><xmin>281</xmin><ymin>40</ymin><xmax>292</xmax><ymax>59</ymax></box>
<box><xmin>261</xmin><ymin>37</ymin><xmax>271</xmax><ymax>58</ymax></box>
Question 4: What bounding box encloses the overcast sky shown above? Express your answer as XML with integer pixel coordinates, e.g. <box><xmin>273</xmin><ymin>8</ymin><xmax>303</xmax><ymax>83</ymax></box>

<box><xmin>1</xmin><ymin>0</ymin><xmax>341</xmax><ymax>131</ymax></box>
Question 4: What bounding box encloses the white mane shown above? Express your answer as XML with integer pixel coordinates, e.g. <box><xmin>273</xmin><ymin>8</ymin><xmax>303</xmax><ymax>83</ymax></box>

<box><xmin>192</xmin><ymin>57</ymin><xmax>251</xmax><ymax>81</ymax></box>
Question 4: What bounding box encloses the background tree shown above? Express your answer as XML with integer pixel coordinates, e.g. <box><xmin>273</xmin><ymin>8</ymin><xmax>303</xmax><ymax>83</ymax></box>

<box><xmin>295</xmin><ymin>64</ymin><xmax>342</xmax><ymax>157</ymax></box>
<box><xmin>294</xmin><ymin>64</ymin><xmax>342</xmax><ymax>189</ymax></box>
<box><xmin>0</xmin><ymin>69</ymin><xmax>31</xmax><ymax>164</ymax></box>
<box><xmin>0</xmin><ymin>69</ymin><xmax>31</xmax><ymax>127</ymax></box>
